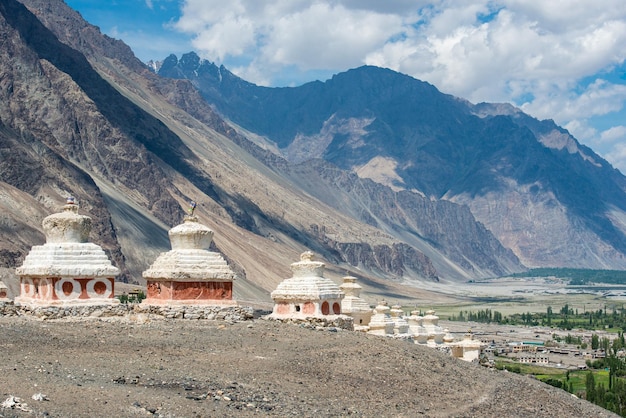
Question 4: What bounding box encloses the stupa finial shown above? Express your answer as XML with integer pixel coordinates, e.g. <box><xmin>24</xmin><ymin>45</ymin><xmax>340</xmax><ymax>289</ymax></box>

<box><xmin>301</xmin><ymin>250</ymin><xmax>314</xmax><ymax>261</ymax></box>
<box><xmin>64</xmin><ymin>196</ymin><xmax>79</xmax><ymax>213</ymax></box>
<box><xmin>188</xmin><ymin>200</ymin><xmax>197</xmax><ymax>216</ymax></box>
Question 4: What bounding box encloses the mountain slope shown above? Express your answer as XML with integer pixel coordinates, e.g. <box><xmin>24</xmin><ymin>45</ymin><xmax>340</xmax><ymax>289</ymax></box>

<box><xmin>157</xmin><ymin>52</ymin><xmax>626</xmax><ymax>269</ymax></box>
<box><xmin>0</xmin><ymin>0</ymin><xmax>525</xmax><ymax>308</ymax></box>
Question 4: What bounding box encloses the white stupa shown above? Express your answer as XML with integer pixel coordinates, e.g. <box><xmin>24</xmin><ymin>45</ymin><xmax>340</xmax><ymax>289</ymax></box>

<box><xmin>408</xmin><ymin>310</ymin><xmax>429</xmax><ymax>344</ymax></box>
<box><xmin>15</xmin><ymin>197</ymin><xmax>119</xmax><ymax>306</ymax></box>
<box><xmin>339</xmin><ymin>275</ymin><xmax>372</xmax><ymax>330</ymax></box>
<box><xmin>390</xmin><ymin>304</ymin><xmax>411</xmax><ymax>337</ymax></box>
<box><xmin>422</xmin><ymin>309</ymin><xmax>445</xmax><ymax>345</ymax></box>
<box><xmin>142</xmin><ymin>206</ymin><xmax>237</xmax><ymax>306</ymax></box>
<box><xmin>449</xmin><ymin>330</ymin><xmax>484</xmax><ymax>362</ymax></box>
<box><xmin>270</xmin><ymin>251</ymin><xmax>344</xmax><ymax>319</ymax></box>
<box><xmin>367</xmin><ymin>301</ymin><xmax>395</xmax><ymax>336</ymax></box>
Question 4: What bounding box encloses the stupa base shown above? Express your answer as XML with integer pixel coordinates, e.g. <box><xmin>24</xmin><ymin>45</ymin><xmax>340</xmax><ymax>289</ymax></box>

<box><xmin>142</xmin><ymin>298</ymin><xmax>238</xmax><ymax>307</ymax></box>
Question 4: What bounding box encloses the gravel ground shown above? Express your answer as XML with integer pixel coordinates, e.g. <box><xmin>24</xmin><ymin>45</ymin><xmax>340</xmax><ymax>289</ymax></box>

<box><xmin>0</xmin><ymin>316</ymin><xmax>618</xmax><ymax>418</ymax></box>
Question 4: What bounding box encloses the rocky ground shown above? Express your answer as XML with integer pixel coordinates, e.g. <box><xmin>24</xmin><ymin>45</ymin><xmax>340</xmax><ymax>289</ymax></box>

<box><xmin>0</xmin><ymin>314</ymin><xmax>618</xmax><ymax>418</ymax></box>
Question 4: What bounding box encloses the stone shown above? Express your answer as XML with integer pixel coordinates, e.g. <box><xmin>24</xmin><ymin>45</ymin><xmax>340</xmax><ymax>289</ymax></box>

<box><xmin>142</xmin><ymin>214</ymin><xmax>237</xmax><ymax>306</ymax></box>
<box><xmin>15</xmin><ymin>197</ymin><xmax>119</xmax><ymax>306</ymax></box>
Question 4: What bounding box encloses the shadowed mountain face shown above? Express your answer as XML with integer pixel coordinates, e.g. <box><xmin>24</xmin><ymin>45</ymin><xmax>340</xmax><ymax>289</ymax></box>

<box><xmin>157</xmin><ymin>52</ymin><xmax>626</xmax><ymax>270</ymax></box>
<box><xmin>8</xmin><ymin>0</ymin><xmax>596</xmax><ymax>306</ymax></box>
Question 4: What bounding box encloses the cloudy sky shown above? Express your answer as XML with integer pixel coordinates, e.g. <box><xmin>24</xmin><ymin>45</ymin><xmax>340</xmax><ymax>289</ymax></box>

<box><xmin>65</xmin><ymin>0</ymin><xmax>626</xmax><ymax>173</ymax></box>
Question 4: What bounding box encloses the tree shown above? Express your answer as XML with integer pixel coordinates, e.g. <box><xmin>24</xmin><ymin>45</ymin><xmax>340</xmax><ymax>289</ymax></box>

<box><xmin>547</xmin><ymin>306</ymin><xmax>552</xmax><ymax>326</ymax></box>
<box><xmin>592</xmin><ymin>334</ymin><xmax>599</xmax><ymax>350</ymax></box>
<box><xmin>586</xmin><ymin>371</ymin><xmax>596</xmax><ymax>403</ymax></box>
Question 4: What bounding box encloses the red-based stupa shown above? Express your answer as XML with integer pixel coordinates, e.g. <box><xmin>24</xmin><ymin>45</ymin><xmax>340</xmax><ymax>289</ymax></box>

<box><xmin>142</xmin><ymin>203</ymin><xmax>236</xmax><ymax>305</ymax></box>
<box><xmin>15</xmin><ymin>197</ymin><xmax>119</xmax><ymax>306</ymax></box>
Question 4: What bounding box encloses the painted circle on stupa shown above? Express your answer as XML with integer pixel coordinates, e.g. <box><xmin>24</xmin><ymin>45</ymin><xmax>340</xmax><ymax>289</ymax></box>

<box><xmin>86</xmin><ymin>279</ymin><xmax>112</xmax><ymax>298</ymax></box>
<box><xmin>54</xmin><ymin>278</ymin><xmax>81</xmax><ymax>300</ymax></box>
<box><xmin>39</xmin><ymin>278</ymin><xmax>50</xmax><ymax>298</ymax></box>
<box><xmin>321</xmin><ymin>301</ymin><xmax>330</xmax><ymax>315</ymax></box>
<box><xmin>22</xmin><ymin>278</ymin><xmax>35</xmax><ymax>297</ymax></box>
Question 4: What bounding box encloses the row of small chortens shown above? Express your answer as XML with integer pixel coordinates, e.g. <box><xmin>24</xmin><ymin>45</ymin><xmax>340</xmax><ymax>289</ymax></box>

<box><xmin>4</xmin><ymin>198</ymin><xmax>482</xmax><ymax>361</ymax></box>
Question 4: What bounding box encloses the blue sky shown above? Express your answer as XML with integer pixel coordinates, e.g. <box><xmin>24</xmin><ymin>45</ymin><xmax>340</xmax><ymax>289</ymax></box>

<box><xmin>65</xmin><ymin>0</ymin><xmax>626</xmax><ymax>174</ymax></box>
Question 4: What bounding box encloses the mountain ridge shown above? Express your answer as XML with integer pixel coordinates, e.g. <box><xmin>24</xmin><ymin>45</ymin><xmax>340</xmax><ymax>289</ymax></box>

<box><xmin>2</xmin><ymin>0</ymin><xmax>520</xmax><ymax>307</ymax></box>
<box><xmin>4</xmin><ymin>0</ymin><xmax>620</xmax><ymax>308</ymax></box>
<box><xmin>156</xmin><ymin>51</ymin><xmax>626</xmax><ymax>270</ymax></box>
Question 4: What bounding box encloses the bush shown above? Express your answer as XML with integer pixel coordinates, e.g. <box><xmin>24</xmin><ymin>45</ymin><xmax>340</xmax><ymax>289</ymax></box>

<box><xmin>542</xmin><ymin>378</ymin><xmax>563</xmax><ymax>389</ymax></box>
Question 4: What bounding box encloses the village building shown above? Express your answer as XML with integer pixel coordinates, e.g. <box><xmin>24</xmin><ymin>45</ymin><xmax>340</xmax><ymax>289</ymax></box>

<box><xmin>270</xmin><ymin>251</ymin><xmax>344</xmax><ymax>319</ymax></box>
<box><xmin>339</xmin><ymin>275</ymin><xmax>372</xmax><ymax>330</ymax></box>
<box><xmin>511</xmin><ymin>343</ymin><xmax>539</xmax><ymax>353</ymax></box>
<box><xmin>142</xmin><ymin>210</ymin><xmax>236</xmax><ymax>306</ymax></box>
<box><xmin>15</xmin><ymin>197</ymin><xmax>119</xmax><ymax>305</ymax></box>
<box><xmin>367</xmin><ymin>301</ymin><xmax>395</xmax><ymax>336</ymax></box>
<box><xmin>518</xmin><ymin>354</ymin><xmax>549</xmax><ymax>364</ymax></box>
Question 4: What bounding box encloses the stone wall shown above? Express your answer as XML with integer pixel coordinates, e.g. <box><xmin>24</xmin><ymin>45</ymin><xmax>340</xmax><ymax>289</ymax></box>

<box><xmin>263</xmin><ymin>315</ymin><xmax>354</xmax><ymax>331</ymax></box>
<box><xmin>0</xmin><ymin>302</ymin><xmax>254</xmax><ymax>321</ymax></box>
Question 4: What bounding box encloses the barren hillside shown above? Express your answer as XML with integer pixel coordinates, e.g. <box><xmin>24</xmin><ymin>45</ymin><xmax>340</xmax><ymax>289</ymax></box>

<box><xmin>0</xmin><ymin>316</ymin><xmax>616</xmax><ymax>418</ymax></box>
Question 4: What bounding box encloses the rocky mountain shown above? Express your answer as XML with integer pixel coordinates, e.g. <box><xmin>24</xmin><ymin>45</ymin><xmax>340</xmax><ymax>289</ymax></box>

<box><xmin>157</xmin><ymin>52</ymin><xmax>626</xmax><ymax>270</ymax></box>
<box><xmin>0</xmin><ymin>0</ymin><xmax>532</xmax><ymax>305</ymax></box>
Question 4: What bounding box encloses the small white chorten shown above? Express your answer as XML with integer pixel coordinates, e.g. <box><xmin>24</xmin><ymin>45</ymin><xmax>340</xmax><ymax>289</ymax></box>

<box><xmin>408</xmin><ymin>310</ymin><xmax>429</xmax><ymax>344</ymax></box>
<box><xmin>449</xmin><ymin>330</ymin><xmax>484</xmax><ymax>362</ymax></box>
<box><xmin>15</xmin><ymin>197</ymin><xmax>119</xmax><ymax>305</ymax></box>
<box><xmin>390</xmin><ymin>304</ymin><xmax>411</xmax><ymax>337</ymax></box>
<box><xmin>142</xmin><ymin>208</ymin><xmax>236</xmax><ymax>306</ymax></box>
<box><xmin>339</xmin><ymin>275</ymin><xmax>372</xmax><ymax>330</ymax></box>
<box><xmin>422</xmin><ymin>310</ymin><xmax>445</xmax><ymax>345</ymax></box>
<box><xmin>270</xmin><ymin>251</ymin><xmax>344</xmax><ymax>319</ymax></box>
<box><xmin>367</xmin><ymin>301</ymin><xmax>394</xmax><ymax>336</ymax></box>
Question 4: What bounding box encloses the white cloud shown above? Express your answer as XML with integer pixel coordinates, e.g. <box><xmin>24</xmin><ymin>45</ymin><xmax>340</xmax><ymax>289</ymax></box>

<box><xmin>601</xmin><ymin>126</ymin><xmax>626</xmax><ymax>144</ymax></box>
<box><xmin>522</xmin><ymin>80</ymin><xmax>626</xmax><ymax>123</ymax></box>
<box><xmin>173</xmin><ymin>0</ymin><xmax>626</xmax><ymax>165</ymax></box>
<box><xmin>605</xmin><ymin>141</ymin><xmax>626</xmax><ymax>174</ymax></box>
<box><xmin>597</xmin><ymin>126</ymin><xmax>626</xmax><ymax>173</ymax></box>
<box><xmin>175</xmin><ymin>0</ymin><xmax>409</xmax><ymax>82</ymax></box>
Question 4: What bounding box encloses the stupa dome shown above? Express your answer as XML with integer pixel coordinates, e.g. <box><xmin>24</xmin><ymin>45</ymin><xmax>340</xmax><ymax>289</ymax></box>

<box><xmin>16</xmin><ymin>197</ymin><xmax>119</xmax><ymax>278</ymax></box>
<box><xmin>169</xmin><ymin>215</ymin><xmax>214</xmax><ymax>250</ymax></box>
<box><xmin>42</xmin><ymin>197</ymin><xmax>91</xmax><ymax>244</ymax></box>
<box><xmin>15</xmin><ymin>197</ymin><xmax>119</xmax><ymax>305</ymax></box>
<box><xmin>270</xmin><ymin>251</ymin><xmax>345</xmax><ymax>318</ymax></box>
<box><xmin>143</xmin><ymin>216</ymin><xmax>235</xmax><ymax>281</ymax></box>
<box><xmin>142</xmin><ymin>208</ymin><xmax>236</xmax><ymax>306</ymax></box>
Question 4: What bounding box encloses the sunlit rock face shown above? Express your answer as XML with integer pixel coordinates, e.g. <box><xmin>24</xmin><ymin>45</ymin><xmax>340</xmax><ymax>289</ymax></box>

<box><xmin>15</xmin><ymin>198</ymin><xmax>119</xmax><ymax>306</ymax></box>
<box><xmin>270</xmin><ymin>251</ymin><xmax>345</xmax><ymax>319</ymax></box>
<box><xmin>142</xmin><ymin>215</ymin><xmax>237</xmax><ymax>306</ymax></box>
